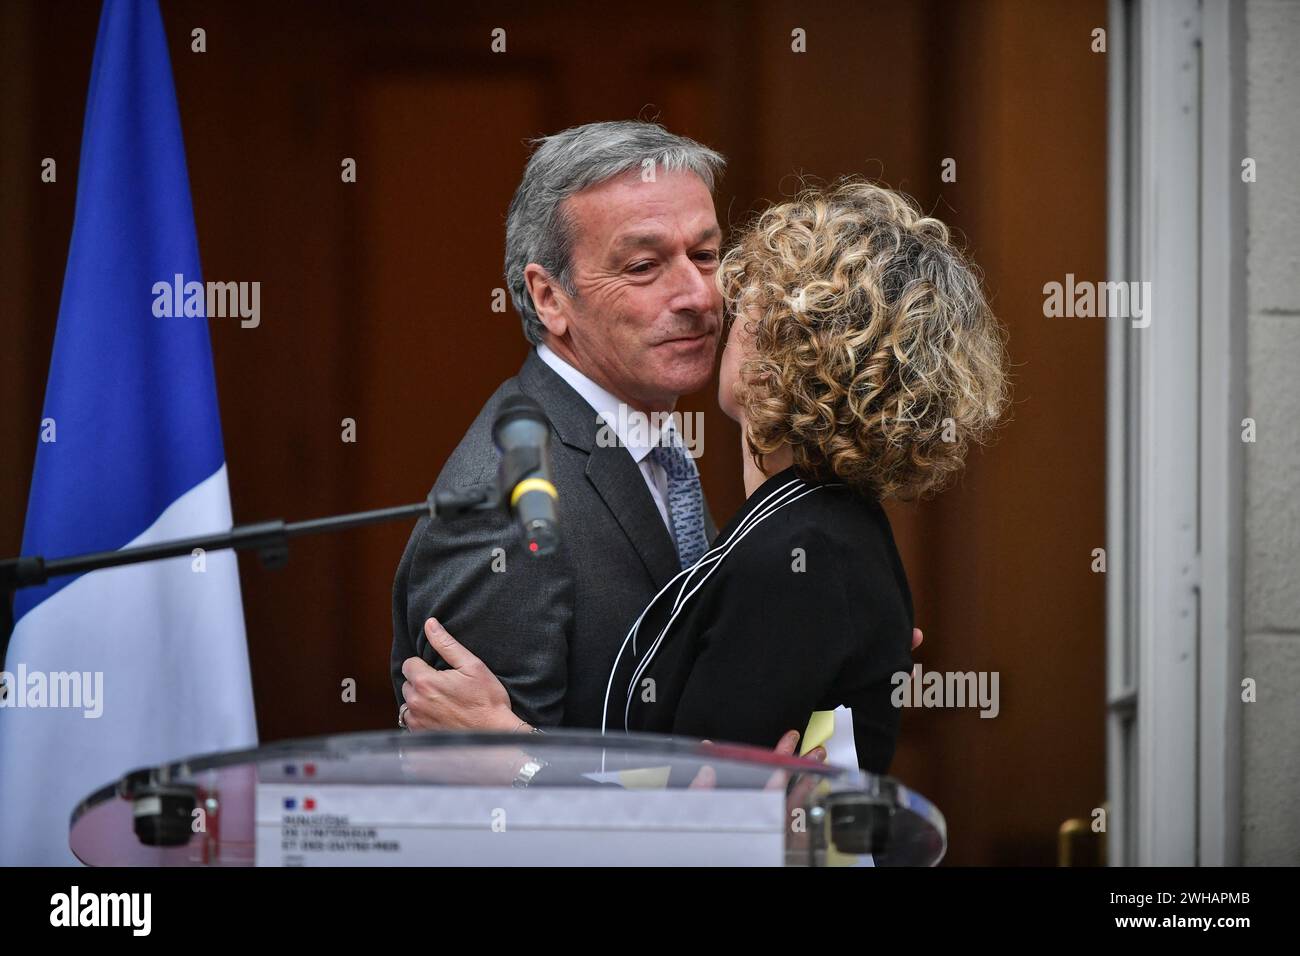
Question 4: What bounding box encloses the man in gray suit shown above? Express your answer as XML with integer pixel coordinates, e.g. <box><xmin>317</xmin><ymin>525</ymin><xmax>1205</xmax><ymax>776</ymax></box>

<box><xmin>391</xmin><ymin>121</ymin><xmax>728</xmax><ymax>732</ymax></box>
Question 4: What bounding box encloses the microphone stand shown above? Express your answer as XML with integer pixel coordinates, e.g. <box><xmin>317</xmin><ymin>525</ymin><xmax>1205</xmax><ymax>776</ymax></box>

<box><xmin>0</xmin><ymin>484</ymin><xmax>502</xmax><ymax>664</ymax></box>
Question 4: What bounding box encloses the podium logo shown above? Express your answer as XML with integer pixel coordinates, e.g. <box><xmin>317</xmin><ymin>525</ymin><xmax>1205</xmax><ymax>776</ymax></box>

<box><xmin>0</xmin><ymin>665</ymin><xmax>103</xmax><ymax>718</ymax></box>
<box><xmin>49</xmin><ymin>886</ymin><xmax>151</xmax><ymax>936</ymax></box>
<box><xmin>151</xmin><ymin>273</ymin><xmax>261</xmax><ymax>328</ymax></box>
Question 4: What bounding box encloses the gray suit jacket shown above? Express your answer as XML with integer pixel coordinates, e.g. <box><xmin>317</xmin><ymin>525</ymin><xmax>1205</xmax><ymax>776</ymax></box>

<box><xmin>391</xmin><ymin>348</ymin><xmax>718</xmax><ymax>729</ymax></box>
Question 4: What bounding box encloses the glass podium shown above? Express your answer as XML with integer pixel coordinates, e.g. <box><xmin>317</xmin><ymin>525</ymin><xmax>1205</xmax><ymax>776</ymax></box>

<box><xmin>70</xmin><ymin>729</ymin><xmax>946</xmax><ymax>866</ymax></box>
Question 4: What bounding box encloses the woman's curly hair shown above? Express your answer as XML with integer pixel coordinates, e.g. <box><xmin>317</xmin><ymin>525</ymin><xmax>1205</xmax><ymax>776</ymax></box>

<box><xmin>718</xmin><ymin>179</ymin><xmax>1009</xmax><ymax>501</ymax></box>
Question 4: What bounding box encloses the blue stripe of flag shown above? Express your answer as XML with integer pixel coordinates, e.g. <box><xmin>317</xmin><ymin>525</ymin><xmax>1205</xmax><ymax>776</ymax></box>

<box><xmin>15</xmin><ymin>0</ymin><xmax>225</xmax><ymax>621</ymax></box>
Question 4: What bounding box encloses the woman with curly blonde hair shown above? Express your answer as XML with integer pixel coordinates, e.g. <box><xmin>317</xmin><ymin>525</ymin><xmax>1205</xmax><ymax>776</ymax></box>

<box><xmin>605</xmin><ymin>179</ymin><xmax>1008</xmax><ymax>772</ymax></box>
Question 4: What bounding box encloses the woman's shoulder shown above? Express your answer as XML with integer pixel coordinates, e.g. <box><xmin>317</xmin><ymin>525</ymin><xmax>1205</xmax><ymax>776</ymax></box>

<box><xmin>724</xmin><ymin>470</ymin><xmax>899</xmax><ymax>583</ymax></box>
<box><xmin>760</xmin><ymin>472</ymin><xmax>893</xmax><ymax>548</ymax></box>
<box><xmin>753</xmin><ymin>473</ymin><xmax>910</xmax><ymax>610</ymax></box>
<box><xmin>712</xmin><ymin>471</ymin><xmax>912</xmax><ymax>661</ymax></box>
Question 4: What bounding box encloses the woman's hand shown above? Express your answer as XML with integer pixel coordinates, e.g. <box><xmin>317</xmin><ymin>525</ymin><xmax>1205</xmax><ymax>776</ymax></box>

<box><xmin>400</xmin><ymin>618</ymin><xmax>523</xmax><ymax>732</ymax></box>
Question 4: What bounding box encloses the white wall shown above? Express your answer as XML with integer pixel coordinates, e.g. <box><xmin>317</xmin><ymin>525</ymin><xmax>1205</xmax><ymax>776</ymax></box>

<box><xmin>1242</xmin><ymin>0</ymin><xmax>1300</xmax><ymax>866</ymax></box>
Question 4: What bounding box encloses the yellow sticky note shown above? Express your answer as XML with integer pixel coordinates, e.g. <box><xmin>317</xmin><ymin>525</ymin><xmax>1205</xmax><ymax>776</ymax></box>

<box><xmin>616</xmin><ymin>766</ymin><xmax>672</xmax><ymax>789</ymax></box>
<box><xmin>801</xmin><ymin>709</ymin><xmax>836</xmax><ymax>756</ymax></box>
<box><xmin>799</xmin><ymin>711</ymin><xmax>868</xmax><ymax>867</ymax></box>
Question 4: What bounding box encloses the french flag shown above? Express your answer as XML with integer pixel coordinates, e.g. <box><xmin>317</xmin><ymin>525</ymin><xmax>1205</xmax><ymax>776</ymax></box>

<box><xmin>0</xmin><ymin>0</ymin><xmax>257</xmax><ymax>865</ymax></box>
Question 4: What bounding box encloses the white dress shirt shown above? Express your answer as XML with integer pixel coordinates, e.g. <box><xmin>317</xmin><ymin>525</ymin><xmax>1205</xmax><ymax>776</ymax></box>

<box><xmin>536</xmin><ymin>343</ymin><xmax>674</xmax><ymax>532</ymax></box>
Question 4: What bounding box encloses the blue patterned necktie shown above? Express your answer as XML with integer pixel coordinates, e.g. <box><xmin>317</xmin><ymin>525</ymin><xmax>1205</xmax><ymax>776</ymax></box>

<box><xmin>649</xmin><ymin>431</ymin><xmax>709</xmax><ymax>570</ymax></box>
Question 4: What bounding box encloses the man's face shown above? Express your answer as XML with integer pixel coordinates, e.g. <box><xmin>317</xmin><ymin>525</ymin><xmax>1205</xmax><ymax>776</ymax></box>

<box><xmin>540</xmin><ymin>169</ymin><xmax>723</xmax><ymax>411</ymax></box>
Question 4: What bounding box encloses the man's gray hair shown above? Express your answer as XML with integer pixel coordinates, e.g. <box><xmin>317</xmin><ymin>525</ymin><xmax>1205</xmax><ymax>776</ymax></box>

<box><xmin>504</xmin><ymin>120</ymin><xmax>726</xmax><ymax>345</ymax></box>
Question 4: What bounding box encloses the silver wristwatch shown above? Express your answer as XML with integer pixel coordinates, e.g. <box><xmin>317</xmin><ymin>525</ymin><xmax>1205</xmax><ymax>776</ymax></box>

<box><xmin>512</xmin><ymin>756</ymin><xmax>547</xmax><ymax>788</ymax></box>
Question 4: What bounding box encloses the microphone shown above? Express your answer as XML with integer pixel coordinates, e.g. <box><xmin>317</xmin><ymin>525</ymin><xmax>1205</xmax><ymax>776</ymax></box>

<box><xmin>492</xmin><ymin>393</ymin><xmax>560</xmax><ymax>557</ymax></box>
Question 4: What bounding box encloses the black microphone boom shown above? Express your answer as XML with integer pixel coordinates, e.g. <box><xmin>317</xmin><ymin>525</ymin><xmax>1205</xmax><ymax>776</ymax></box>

<box><xmin>0</xmin><ymin>405</ymin><xmax>553</xmax><ymax>658</ymax></box>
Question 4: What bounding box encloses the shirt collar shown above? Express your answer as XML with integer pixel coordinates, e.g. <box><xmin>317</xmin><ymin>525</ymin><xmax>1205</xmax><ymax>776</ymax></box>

<box><xmin>535</xmin><ymin>343</ymin><xmax>671</xmax><ymax>463</ymax></box>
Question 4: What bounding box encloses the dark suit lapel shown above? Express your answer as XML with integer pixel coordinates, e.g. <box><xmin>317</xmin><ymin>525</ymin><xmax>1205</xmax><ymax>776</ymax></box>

<box><xmin>585</xmin><ymin>443</ymin><xmax>681</xmax><ymax>587</ymax></box>
<box><xmin>518</xmin><ymin>349</ymin><xmax>682</xmax><ymax>588</ymax></box>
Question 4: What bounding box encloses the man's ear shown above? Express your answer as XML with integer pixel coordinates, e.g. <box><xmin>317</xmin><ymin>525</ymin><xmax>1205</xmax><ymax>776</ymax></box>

<box><xmin>523</xmin><ymin>263</ymin><xmax>568</xmax><ymax>338</ymax></box>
